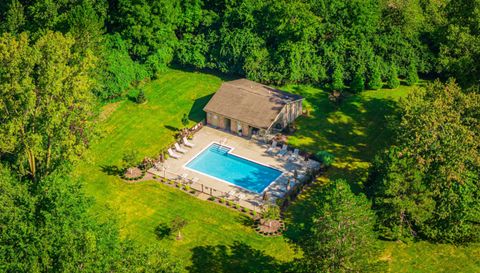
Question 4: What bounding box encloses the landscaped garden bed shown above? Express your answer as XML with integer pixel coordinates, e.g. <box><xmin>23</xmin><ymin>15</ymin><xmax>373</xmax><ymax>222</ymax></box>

<box><xmin>121</xmin><ymin>167</ymin><xmax>146</xmax><ymax>181</ymax></box>
<box><xmin>254</xmin><ymin>219</ymin><xmax>286</xmax><ymax>237</ymax></box>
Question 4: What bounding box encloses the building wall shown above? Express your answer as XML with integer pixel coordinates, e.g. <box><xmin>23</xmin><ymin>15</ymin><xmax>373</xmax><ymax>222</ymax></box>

<box><xmin>271</xmin><ymin>100</ymin><xmax>303</xmax><ymax>130</ymax></box>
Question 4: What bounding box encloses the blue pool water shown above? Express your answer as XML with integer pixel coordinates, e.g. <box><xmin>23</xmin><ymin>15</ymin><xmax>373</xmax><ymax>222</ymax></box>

<box><xmin>186</xmin><ymin>143</ymin><xmax>282</xmax><ymax>193</ymax></box>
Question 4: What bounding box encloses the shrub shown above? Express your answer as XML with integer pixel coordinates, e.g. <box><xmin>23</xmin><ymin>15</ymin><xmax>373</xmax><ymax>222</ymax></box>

<box><xmin>386</xmin><ymin>64</ymin><xmax>400</xmax><ymax>89</ymax></box>
<box><xmin>350</xmin><ymin>72</ymin><xmax>365</xmax><ymax>93</ymax></box>
<box><xmin>219</xmin><ymin>198</ymin><xmax>226</xmax><ymax>204</ymax></box>
<box><xmin>262</xmin><ymin>204</ymin><xmax>281</xmax><ymax>221</ymax></box>
<box><xmin>136</xmin><ymin>89</ymin><xmax>146</xmax><ymax>104</ymax></box>
<box><xmin>227</xmin><ymin>200</ymin><xmax>233</xmax><ymax>207</ymax></box>
<box><xmin>406</xmin><ymin>63</ymin><xmax>419</xmax><ymax>86</ymax></box>
<box><xmin>252</xmin><ymin>210</ymin><xmax>257</xmax><ymax>217</ymax></box>
<box><xmin>235</xmin><ymin>204</ymin><xmax>241</xmax><ymax>210</ymax></box>
<box><xmin>316</xmin><ymin>150</ymin><xmax>335</xmax><ymax>167</ymax></box>
<box><xmin>244</xmin><ymin>208</ymin><xmax>250</xmax><ymax>214</ymax></box>
<box><xmin>181</xmin><ymin>113</ymin><xmax>189</xmax><ymax>127</ymax></box>
<box><xmin>184</xmin><ymin>185</ymin><xmax>191</xmax><ymax>192</ymax></box>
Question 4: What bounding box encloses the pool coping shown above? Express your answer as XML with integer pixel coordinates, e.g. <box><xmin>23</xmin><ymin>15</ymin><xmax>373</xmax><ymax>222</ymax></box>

<box><xmin>182</xmin><ymin>141</ymin><xmax>285</xmax><ymax>195</ymax></box>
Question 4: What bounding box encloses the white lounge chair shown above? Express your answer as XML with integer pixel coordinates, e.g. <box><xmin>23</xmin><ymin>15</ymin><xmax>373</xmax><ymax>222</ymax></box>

<box><xmin>183</xmin><ymin>136</ymin><xmax>195</xmax><ymax>147</ymax></box>
<box><xmin>288</xmin><ymin>148</ymin><xmax>300</xmax><ymax>161</ymax></box>
<box><xmin>266</xmin><ymin>140</ymin><xmax>277</xmax><ymax>153</ymax></box>
<box><xmin>174</xmin><ymin>143</ymin><xmax>187</xmax><ymax>154</ymax></box>
<box><xmin>277</xmin><ymin>144</ymin><xmax>288</xmax><ymax>156</ymax></box>
<box><xmin>191</xmin><ymin>177</ymin><xmax>199</xmax><ymax>184</ymax></box>
<box><xmin>168</xmin><ymin>148</ymin><xmax>181</xmax><ymax>159</ymax></box>
<box><xmin>226</xmin><ymin>190</ymin><xmax>237</xmax><ymax>200</ymax></box>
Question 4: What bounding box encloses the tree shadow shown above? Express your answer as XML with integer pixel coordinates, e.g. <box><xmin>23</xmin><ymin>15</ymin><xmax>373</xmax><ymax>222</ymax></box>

<box><xmin>188</xmin><ymin>94</ymin><xmax>214</xmax><ymax>122</ymax></box>
<box><xmin>154</xmin><ymin>223</ymin><xmax>172</xmax><ymax>240</ymax></box>
<box><xmin>164</xmin><ymin>125</ymin><xmax>180</xmax><ymax>132</ymax></box>
<box><xmin>188</xmin><ymin>241</ymin><xmax>285</xmax><ymax>273</ymax></box>
<box><xmin>284</xmin><ymin>85</ymin><xmax>399</xmax><ymax>184</ymax></box>
<box><xmin>99</xmin><ymin>165</ymin><xmax>123</xmax><ymax>176</ymax></box>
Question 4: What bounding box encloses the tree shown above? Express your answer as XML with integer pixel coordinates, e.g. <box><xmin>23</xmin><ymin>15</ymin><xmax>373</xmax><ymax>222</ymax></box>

<box><xmin>0</xmin><ymin>164</ymin><xmax>184</xmax><ymax>272</ymax></box>
<box><xmin>367</xmin><ymin>80</ymin><xmax>480</xmax><ymax>243</ymax></box>
<box><xmin>331</xmin><ymin>65</ymin><xmax>345</xmax><ymax>91</ymax></box>
<box><xmin>350</xmin><ymin>71</ymin><xmax>365</xmax><ymax>93</ymax></box>
<box><xmin>122</xmin><ymin>150</ymin><xmax>138</xmax><ymax>173</ymax></box>
<box><xmin>0</xmin><ymin>31</ymin><xmax>96</xmax><ymax>181</ymax></box>
<box><xmin>170</xmin><ymin>217</ymin><xmax>188</xmax><ymax>240</ymax></box>
<box><xmin>295</xmin><ymin>180</ymin><xmax>380</xmax><ymax>272</ymax></box>
<box><xmin>136</xmin><ymin>89</ymin><xmax>146</xmax><ymax>104</ymax></box>
<box><xmin>386</xmin><ymin>64</ymin><xmax>400</xmax><ymax>89</ymax></box>
<box><xmin>405</xmin><ymin>62</ymin><xmax>419</xmax><ymax>86</ymax></box>
<box><xmin>368</xmin><ymin>60</ymin><xmax>383</xmax><ymax>90</ymax></box>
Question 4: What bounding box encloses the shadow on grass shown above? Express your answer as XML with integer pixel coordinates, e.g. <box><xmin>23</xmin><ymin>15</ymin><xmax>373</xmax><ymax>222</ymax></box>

<box><xmin>100</xmin><ymin>165</ymin><xmax>123</xmax><ymax>176</ymax></box>
<box><xmin>164</xmin><ymin>125</ymin><xmax>180</xmax><ymax>132</ymax></box>
<box><xmin>188</xmin><ymin>94</ymin><xmax>214</xmax><ymax>122</ymax></box>
<box><xmin>188</xmin><ymin>241</ymin><xmax>286</xmax><ymax>273</ymax></box>
<box><xmin>285</xmin><ymin>86</ymin><xmax>399</xmax><ymax>184</ymax></box>
<box><xmin>154</xmin><ymin>223</ymin><xmax>172</xmax><ymax>240</ymax></box>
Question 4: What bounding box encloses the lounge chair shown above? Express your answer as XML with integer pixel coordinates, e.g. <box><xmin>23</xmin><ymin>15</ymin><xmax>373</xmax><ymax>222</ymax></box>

<box><xmin>288</xmin><ymin>148</ymin><xmax>300</xmax><ymax>161</ymax></box>
<box><xmin>183</xmin><ymin>136</ymin><xmax>195</xmax><ymax>147</ymax></box>
<box><xmin>226</xmin><ymin>190</ymin><xmax>237</xmax><ymax>200</ymax></box>
<box><xmin>174</xmin><ymin>143</ymin><xmax>187</xmax><ymax>154</ymax></box>
<box><xmin>168</xmin><ymin>148</ymin><xmax>181</xmax><ymax>159</ymax></box>
<box><xmin>266</xmin><ymin>140</ymin><xmax>277</xmax><ymax>153</ymax></box>
<box><xmin>277</xmin><ymin>144</ymin><xmax>288</xmax><ymax>157</ymax></box>
<box><xmin>191</xmin><ymin>177</ymin><xmax>199</xmax><ymax>184</ymax></box>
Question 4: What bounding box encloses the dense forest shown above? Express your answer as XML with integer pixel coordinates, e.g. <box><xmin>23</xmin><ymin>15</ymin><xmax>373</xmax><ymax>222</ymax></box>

<box><xmin>0</xmin><ymin>0</ymin><xmax>479</xmax><ymax>272</ymax></box>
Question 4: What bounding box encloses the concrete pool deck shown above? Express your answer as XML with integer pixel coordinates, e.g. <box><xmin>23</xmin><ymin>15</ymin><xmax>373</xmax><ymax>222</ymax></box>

<box><xmin>148</xmin><ymin>126</ymin><xmax>319</xmax><ymax>211</ymax></box>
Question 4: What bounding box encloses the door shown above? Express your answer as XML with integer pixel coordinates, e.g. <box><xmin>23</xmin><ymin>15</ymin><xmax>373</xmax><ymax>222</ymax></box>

<box><xmin>224</xmin><ymin>118</ymin><xmax>231</xmax><ymax>131</ymax></box>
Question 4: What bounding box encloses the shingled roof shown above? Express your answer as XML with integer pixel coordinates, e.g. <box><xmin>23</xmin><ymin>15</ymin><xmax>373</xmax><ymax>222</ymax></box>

<box><xmin>203</xmin><ymin>79</ymin><xmax>303</xmax><ymax>129</ymax></box>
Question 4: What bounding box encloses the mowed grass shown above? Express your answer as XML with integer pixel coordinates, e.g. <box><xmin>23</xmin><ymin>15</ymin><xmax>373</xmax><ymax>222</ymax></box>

<box><xmin>76</xmin><ymin>71</ymin><xmax>479</xmax><ymax>272</ymax></box>
<box><xmin>282</xmin><ymin>82</ymin><xmax>480</xmax><ymax>272</ymax></box>
<box><xmin>75</xmin><ymin>70</ymin><xmax>297</xmax><ymax>268</ymax></box>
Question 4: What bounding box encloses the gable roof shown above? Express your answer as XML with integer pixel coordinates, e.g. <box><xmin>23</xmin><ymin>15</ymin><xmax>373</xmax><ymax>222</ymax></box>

<box><xmin>203</xmin><ymin>79</ymin><xmax>302</xmax><ymax>129</ymax></box>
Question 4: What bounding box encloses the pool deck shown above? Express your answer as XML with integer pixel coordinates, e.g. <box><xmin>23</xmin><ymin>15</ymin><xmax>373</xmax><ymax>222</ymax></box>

<box><xmin>148</xmin><ymin>126</ymin><xmax>319</xmax><ymax>211</ymax></box>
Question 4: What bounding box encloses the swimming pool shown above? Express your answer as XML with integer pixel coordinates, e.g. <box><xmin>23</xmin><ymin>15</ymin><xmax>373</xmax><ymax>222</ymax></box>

<box><xmin>185</xmin><ymin>143</ymin><xmax>282</xmax><ymax>193</ymax></box>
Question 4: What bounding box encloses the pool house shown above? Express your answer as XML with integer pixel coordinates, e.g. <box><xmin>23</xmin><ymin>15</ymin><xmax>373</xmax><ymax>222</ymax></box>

<box><xmin>203</xmin><ymin>79</ymin><xmax>303</xmax><ymax>137</ymax></box>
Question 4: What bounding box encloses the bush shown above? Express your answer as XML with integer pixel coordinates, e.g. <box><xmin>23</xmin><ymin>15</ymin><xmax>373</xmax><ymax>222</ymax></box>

<box><xmin>235</xmin><ymin>204</ymin><xmax>241</xmax><ymax>210</ymax></box>
<box><xmin>136</xmin><ymin>90</ymin><xmax>146</xmax><ymax>104</ymax></box>
<box><xmin>350</xmin><ymin>72</ymin><xmax>365</xmax><ymax>93</ymax></box>
<box><xmin>262</xmin><ymin>204</ymin><xmax>280</xmax><ymax>221</ymax></box>
<box><xmin>386</xmin><ymin>64</ymin><xmax>400</xmax><ymax>89</ymax></box>
<box><xmin>184</xmin><ymin>185</ymin><xmax>191</xmax><ymax>192</ymax></box>
<box><xmin>227</xmin><ymin>200</ymin><xmax>233</xmax><ymax>207</ymax></box>
<box><xmin>219</xmin><ymin>198</ymin><xmax>226</xmax><ymax>204</ymax></box>
<box><xmin>315</xmin><ymin>150</ymin><xmax>335</xmax><ymax>167</ymax></box>
<box><xmin>406</xmin><ymin>63</ymin><xmax>419</xmax><ymax>86</ymax></box>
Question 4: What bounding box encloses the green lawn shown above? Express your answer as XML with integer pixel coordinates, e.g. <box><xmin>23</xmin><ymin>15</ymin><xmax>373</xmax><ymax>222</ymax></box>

<box><xmin>76</xmin><ymin>70</ymin><xmax>479</xmax><ymax>272</ymax></box>
<box><xmin>75</xmin><ymin>70</ymin><xmax>297</xmax><ymax>271</ymax></box>
<box><xmin>282</xmin><ymin>82</ymin><xmax>480</xmax><ymax>272</ymax></box>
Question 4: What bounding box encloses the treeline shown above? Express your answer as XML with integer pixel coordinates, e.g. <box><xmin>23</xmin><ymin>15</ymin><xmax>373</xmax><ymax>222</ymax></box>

<box><xmin>1</xmin><ymin>0</ymin><xmax>479</xmax><ymax>102</ymax></box>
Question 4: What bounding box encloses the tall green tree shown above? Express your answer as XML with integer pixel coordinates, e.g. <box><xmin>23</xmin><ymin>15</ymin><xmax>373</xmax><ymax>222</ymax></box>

<box><xmin>294</xmin><ymin>179</ymin><xmax>381</xmax><ymax>272</ymax></box>
<box><xmin>368</xmin><ymin>80</ymin><xmax>480</xmax><ymax>243</ymax></box>
<box><xmin>331</xmin><ymin>65</ymin><xmax>345</xmax><ymax>91</ymax></box>
<box><xmin>405</xmin><ymin>62</ymin><xmax>419</xmax><ymax>86</ymax></box>
<box><xmin>0</xmin><ymin>32</ymin><xmax>96</xmax><ymax>180</ymax></box>
<box><xmin>386</xmin><ymin>64</ymin><xmax>400</xmax><ymax>89</ymax></box>
<box><xmin>350</xmin><ymin>71</ymin><xmax>365</xmax><ymax>93</ymax></box>
<box><xmin>368</xmin><ymin>59</ymin><xmax>383</xmax><ymax>90</ymax></box>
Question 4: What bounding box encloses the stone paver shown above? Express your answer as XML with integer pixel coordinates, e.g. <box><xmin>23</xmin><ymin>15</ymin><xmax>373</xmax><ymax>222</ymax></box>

<box><xmin>148</xmin><ymin>126</ymin><xmax>319</xmax><ymax>211</ymax></box>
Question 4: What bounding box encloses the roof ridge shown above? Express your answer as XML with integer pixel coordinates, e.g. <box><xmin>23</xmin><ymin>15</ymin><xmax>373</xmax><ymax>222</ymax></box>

<box><xmin>223</xmin><ymin>81</ymin><xmax>280</xmax><ymax>99</ymax></box>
